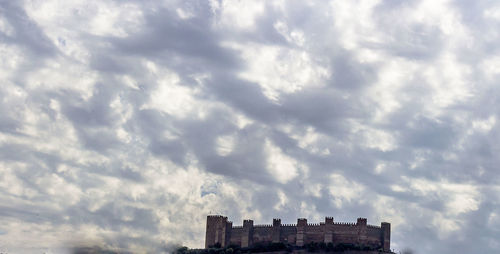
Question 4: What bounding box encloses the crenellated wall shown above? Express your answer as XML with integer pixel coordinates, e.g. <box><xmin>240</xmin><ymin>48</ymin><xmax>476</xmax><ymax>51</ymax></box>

<box><xmin>206</xmin><ymin>215</ymin><xmax>391</xmax><ymax>252</ymax></box>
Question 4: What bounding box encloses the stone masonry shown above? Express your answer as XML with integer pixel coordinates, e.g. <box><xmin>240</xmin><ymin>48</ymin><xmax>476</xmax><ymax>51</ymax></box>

<box><xmin>205</xmin><ymin>215</ymin><xmax>391</xmax><ymax>252</ymax></box>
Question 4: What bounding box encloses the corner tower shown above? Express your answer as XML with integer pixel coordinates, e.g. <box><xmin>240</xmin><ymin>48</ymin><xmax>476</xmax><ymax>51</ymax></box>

<box><xmin>381</xmin><ymin>222</ymin><xmax>391</xmax><ymax>252</ymax></box>
<box><xmin>205</xmin><ymin>215</ymin><xmax>230</xmax><ymax>248</ymax></box>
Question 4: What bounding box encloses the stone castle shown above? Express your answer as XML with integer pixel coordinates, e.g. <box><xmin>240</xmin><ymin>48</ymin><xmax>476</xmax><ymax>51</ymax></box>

<box><xmin>205</xmin><ymin>215</ymin><xmax>391</xmax><ymax>252</ymax></box>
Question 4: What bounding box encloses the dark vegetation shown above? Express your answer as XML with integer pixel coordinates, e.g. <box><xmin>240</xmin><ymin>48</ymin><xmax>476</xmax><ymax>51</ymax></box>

<box><xmin>72</xmin><ymin>246</ymin><xmax>133</xmax><ymax>254</ymax></box>
<box><xmin>175</xmin><ymin>242</ymin><xmax>386</xmax><ymax>253</ymax></box>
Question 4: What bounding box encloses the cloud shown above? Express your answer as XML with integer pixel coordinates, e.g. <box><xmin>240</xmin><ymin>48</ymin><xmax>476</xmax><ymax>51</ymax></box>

<box><xmin>1</xmin><ymin>0</ymin><xmax>500</xmax><ymax>253</ymax></box>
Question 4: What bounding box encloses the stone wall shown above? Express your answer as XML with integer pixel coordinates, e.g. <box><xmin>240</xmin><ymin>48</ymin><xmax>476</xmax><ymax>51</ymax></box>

<box><xmin>205</xmin><ymin>215</ymin><xmax>391</xmax><ymax>252</ymax></box>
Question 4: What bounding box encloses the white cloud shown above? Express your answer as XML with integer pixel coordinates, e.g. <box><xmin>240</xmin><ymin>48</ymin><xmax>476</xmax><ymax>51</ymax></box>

<box><xmin>328</xmin><ymin>173</ymin><xmax>365</xmax><ymax>208</ymax></box>
<box><xmin>480</xmin><ymin>56</ymin><xmax>500</xmax><ymax>81</ymax></box>
<box><xmin>215</xmin><ymin>0</ymin><xmax>265</xmax><ymax>30</ymax></box>
<box><xmin>329</xmin><ymin>0</ymin><xmax>382</xmax><ymax>50</ymax></box>
<box><xmin>407</xmin><ymin>178</ymin><xmax>480</xmax><ymax>212</ymax></box>
<box><xmin>25</xmin><ymin>0</ymin><xmax>144</xmax><ymax>38</ymax></box>
<box><xmin>24</xmin><ymin>58</ymin><xmax>97</xmax><ymax>99</ymax></box>
<box><xmin>142</xmin><ymin>70</ymin><xmax>208</xmax><ymax>119</ymax></box>
<box><xmin>290</xmin><ymin>126</ymin><xmax>331</xmax><ymax>155</ymax></box>
<box><xmin>0</xmin><ymin>15</ymin><xmax>15</xmax><ymax>36</ymax></box>
<box><xmin>273</xmin><ymin>189</ymin><xmax>288</xmax><ymax>211</ymax></box>
<box><xmin>265</xmin><ymin>139</ymin><xmax>299</xmax><ymax>184</ymax></box>
<box><xmin>232</xmin><ymin>43</ymin><xmax>329</xmax><ymax>102</ymax></box>
<box><xmin>423</xmin><ymin>53</ymin><xmax>474</xmax><ymax>110</ymax></box>
<box><xmin>274</xmin><ymin>21</ymin><xmax>305</xmax><ymax>46</ymax></box>
<box><xmin>472</xmin><ymin>116</ymin><xmax>496</xmax><ymax>133</ymax></box>
<box><xmin>215</xmin><ymin>134</ymin><xmax>235</xmax><ymax>156</ymax></box>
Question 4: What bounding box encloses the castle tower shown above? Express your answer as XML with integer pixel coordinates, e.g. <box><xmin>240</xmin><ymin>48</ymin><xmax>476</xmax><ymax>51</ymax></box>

<box><xmin>205</xmin><ymin>215</ymin><xmax>220</xmax><ymax>248</ymax></box>
<box><xmin>242</xmin><ymin>219</ymin><xmax>254</xmax><ymax>248</ymax></box>
<box><xmin>223</xmin><ymin>220</ymin><xmax>232</xmax><ymax>247</ymax></box>
<box><xmin>324</xmin><ymin>217</ymin><xmax>334</xmax><ymax>243</ymax></box>
<box><xmin>205</xmin><ymin>215</ymin><xmax>230</xmax><ymax>248</ymax></box>
<box><xmin>272</xmin><ymin>218</ymin><xmax>281</xmax><ymax>243</ymax></box>
<box><xmin>357</xmin><ymin>218</ymin><xmax>367</xmax><ymax>245</ymax></box>
<box><xmin>381</xmin><ymin>222</ymin><xmax>391</xmax><ymax>252</ymax></box>
<box><xmin>296</xmin><ymin>218</ymin><xmax>307</xmax><ymax>246</ymax></box>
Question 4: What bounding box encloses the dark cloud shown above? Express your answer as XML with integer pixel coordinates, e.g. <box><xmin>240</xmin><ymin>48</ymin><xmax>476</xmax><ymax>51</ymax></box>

<box><xmin>328</xmin><ymin>50</ymin><xmax>378</xmax><ymax>90</ymax></box>
<box><xmin>0</xmin><ymin>1</ymin><xmax>56</xmax><ymax>57</ymax></box>
<box><xmin>110</xmin><ymin>5</ymin><xmax>241</xmax><ymax>71</ymax></box>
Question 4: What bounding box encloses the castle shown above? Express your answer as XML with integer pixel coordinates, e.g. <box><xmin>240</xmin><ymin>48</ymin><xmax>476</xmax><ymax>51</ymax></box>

<box><xmin>205</xmin><ymin>215</ymin><xmax>391</xmax><ymax>252</ymax></box>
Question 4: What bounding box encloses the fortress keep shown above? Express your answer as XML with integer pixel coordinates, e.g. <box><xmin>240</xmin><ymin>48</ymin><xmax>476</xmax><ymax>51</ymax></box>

<box><xmin>205</xmin><ymin>215</ymin><xmax>390</xmax><ymax>252</ymax></box>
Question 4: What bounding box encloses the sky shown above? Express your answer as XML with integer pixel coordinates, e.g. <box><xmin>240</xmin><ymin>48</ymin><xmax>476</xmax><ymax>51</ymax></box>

<box><xmin>1</xmin><ymin>0</ymin><xmax>500</xmax><ymax>253</ymax></box>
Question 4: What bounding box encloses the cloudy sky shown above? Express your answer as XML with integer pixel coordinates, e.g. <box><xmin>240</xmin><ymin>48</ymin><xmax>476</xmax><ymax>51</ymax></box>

<box><xmin>1</xmin><ymin>0</ymin><xmax>500</xmax><ymax>253</ymax></box>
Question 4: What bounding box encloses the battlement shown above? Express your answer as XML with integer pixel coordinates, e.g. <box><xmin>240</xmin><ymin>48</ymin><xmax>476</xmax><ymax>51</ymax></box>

<box><xmin>307</xmin><ymin>223</ymin><xmax>321</xmax><ymax>227</ymax></box>
<box><xmin>333</xmin><ymin>222</ymin><xmax>357</xmax><ymax>226</ymax></box>
<box><xmin>207</xmin><ymin>215</ymin><xmax>227</xmax><ymax>218</ymax></box>
<box><xmin>297</xmin><ymin>218</ymin><xmax>308</xmax><ymax>227</ymax></box>
<box><xmin>254</xmin><ymin>224</ymin><xmax>273</xmax><ymax>228</ymax></box>
<box><xmin>206</xmin><ymin>215</ymin><xmax>391</xmax><ymax>251</ymax></box>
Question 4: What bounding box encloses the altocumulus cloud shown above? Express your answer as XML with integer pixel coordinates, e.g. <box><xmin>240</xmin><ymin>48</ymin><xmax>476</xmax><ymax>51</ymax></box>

<box><xmin>0</xmin><ymin>0</ymin><xmax>500</xmax><ymax>253</ymax></box>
